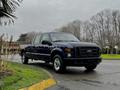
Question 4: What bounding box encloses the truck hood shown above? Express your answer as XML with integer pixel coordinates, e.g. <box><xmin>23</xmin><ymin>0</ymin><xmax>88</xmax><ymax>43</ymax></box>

<box><xmin>54</xmin><ymin>42</ymin><xmax>99</xmax><ymax>48</ymax></box>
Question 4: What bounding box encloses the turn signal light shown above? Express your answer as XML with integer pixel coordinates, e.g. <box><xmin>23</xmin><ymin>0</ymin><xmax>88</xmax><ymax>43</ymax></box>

<box><xmin>65</xmin><ymin>48</ymin><xmax>71</xmax><ymax>52</ymax></box>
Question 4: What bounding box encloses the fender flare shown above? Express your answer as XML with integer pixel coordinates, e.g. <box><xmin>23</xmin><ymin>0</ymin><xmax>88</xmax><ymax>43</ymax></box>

<box><xmin>51</xmin><ymin>48</ymin><xmax>65</xmax><ymax>60</ymax></box>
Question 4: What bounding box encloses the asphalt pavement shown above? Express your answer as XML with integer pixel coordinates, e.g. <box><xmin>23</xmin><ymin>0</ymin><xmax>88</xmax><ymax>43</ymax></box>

<box><xmin>3</xmin><ymin>54</ymin><xmax>120</xmax><ymax>90</ymax></box>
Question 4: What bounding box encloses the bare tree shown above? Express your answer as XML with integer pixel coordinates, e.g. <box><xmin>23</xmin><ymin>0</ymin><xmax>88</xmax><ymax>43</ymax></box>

<box><xmin>17</xmin><ymin>32</ymin><xmax>37</xmax><ymax>44</ymax></box>
<box><xmin>58</xmin><ymin>20</ymin><xmax>81</xmax><ymax>40</ymax></box>
<box><xmin>82</xmin><ymin>21</ymin><xmax>96</xmax><ymax>42</ymax></box>
<box><xmin>83</xmin><ymin>9</ymin><xmax>120</xmax><ymax>53</ymax></box>
<box><xmin>0</xmin><ymin>34</ymin><xmax>4</xmax><ymax>72</ymax></box>
<box><xmin>56</xmin><ymin>9</ymin><xmax>120</xmax><ymax>54</ymax></box>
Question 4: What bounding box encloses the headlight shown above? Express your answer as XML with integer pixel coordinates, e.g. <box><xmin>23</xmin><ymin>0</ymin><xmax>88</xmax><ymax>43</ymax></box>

<box><xmin>64</xmin><ymin>48</ymin><xmax>72</xmax><ymax>57</ymax></box>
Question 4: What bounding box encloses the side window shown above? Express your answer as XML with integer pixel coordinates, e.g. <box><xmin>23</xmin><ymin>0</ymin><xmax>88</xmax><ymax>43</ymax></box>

<box><xmin>33</xmin><ymin>34</ymin><xmax>41</xmax><ymax>44</ymax></box>
<box><xmin>40</xmin><ymin>34</ymin><xmax>50</xmax><ymax>43</ymax></box>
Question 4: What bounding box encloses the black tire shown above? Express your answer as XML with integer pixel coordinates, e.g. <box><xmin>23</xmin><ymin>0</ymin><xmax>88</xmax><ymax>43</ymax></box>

<box><xmin>21</xmin><ymin>53</ymin><xmax>29</xmax><ymax>64</ymax></box>
<box><xmin>85</xmin><ymin>64</ymin><xmax>97</xmax><ymax>71</ymax></box>
<box><xmin>53</xmin><ymin>55</ymin><xmax>66</xmax><ymax>73</ymax></box>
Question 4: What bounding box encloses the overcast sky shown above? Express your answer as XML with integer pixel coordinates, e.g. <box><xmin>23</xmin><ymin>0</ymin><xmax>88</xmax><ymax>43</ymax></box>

<box><xmin>0</xmin><ymin>0</ymin><xmax>120</xmax><ymax>40</ymax></box>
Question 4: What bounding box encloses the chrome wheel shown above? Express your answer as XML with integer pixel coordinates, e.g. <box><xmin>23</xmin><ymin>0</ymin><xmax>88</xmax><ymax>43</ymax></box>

<box><xmin>54</xmin><ymin>58</ymin><xmax>61</xmax><ymax>71</ymax></box>
<box><xmin>53</xmin><ymin>55</ymin><xmax>66</xmax><ymax>73</ymax></box>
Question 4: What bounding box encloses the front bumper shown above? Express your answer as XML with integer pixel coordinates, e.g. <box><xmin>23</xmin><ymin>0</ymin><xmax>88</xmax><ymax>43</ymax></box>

<box><xmin>63</xmin><ymin>57</ymin><xmax>102</xmax><ymax>66</ymax></box>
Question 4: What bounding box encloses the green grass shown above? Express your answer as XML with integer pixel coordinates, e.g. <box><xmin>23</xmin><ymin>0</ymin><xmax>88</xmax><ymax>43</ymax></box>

<box><xmin>0</xmin><ymin>62</ymin><xmax>49</xmax><ymax>90</ymax></box>
<box><xmin>101</xmin><ymin>54</ymin><xmax>120</xmax><ymax>59</ymax></box>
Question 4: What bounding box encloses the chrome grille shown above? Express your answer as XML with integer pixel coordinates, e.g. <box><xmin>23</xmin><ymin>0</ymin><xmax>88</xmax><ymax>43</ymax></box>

<box><xmin>75</xmin><ymin>47</ymin><xmax>100</xmax><ymax>58</ymax></box>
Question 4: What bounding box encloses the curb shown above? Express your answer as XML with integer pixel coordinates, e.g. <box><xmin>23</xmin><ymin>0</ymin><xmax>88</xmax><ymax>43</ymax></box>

<box><xmin>19</xmin><ymin>68</ymin><xmax>56</xmax><ymax>90</ymax></box>
<box><xmin>19</xmin><ymin>78</ymin><xmax>56</xmax><ymax>90</ymax></box>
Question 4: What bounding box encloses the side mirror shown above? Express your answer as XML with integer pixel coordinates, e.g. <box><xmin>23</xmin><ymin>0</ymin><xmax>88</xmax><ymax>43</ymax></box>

<box><xmin>42</xmin><ymin>40</ymin><xmax>52</xmax><ymax>46</ymax></box>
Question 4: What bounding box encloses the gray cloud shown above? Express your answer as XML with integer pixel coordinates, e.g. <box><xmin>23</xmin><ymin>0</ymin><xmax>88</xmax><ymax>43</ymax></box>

<box><xmin>0</xmin><ymin>0</ymin><xmax>120</xmax><ymax>40</ymax></box>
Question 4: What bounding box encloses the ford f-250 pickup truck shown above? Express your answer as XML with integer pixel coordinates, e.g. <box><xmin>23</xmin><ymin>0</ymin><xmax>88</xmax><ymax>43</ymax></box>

<box><xmin>20</xmin><ymin>32</ymin><xmax>102</xmax><ymax>73</ymax></box>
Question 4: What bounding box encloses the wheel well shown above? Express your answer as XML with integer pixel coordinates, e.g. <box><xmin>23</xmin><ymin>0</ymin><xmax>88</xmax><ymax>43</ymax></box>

<box><xmin>51</xmin><ymin>51</ymin><xmax>63</xmax><ymax>61</ymax></box>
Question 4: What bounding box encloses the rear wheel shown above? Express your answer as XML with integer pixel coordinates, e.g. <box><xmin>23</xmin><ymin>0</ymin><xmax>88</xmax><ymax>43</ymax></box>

<box><xmin>21</xmin><ymin>53</ymin><xmax>29</xmax><ymax>64</ymax></box>
<box><xmin>85</xmin><ymin>64</ymin><xmax>97</xmax><ymax>71</ymax></box>
<box><xmin>53</xmin><ymin>55</ymin><xmax>66</xmax><ymax>73</ymax></box>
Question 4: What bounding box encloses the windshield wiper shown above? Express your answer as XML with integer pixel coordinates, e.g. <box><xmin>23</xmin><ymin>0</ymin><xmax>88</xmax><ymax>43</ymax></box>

<box><xmin>53</xmin><ymin>40</ymin><xmax>65</xmax><ymax>42</ymax></box>
<box><xmin>53</xmin><ymin>40</ymin><xmax>78</xmax><ymax>42</ymax></box>
<box><xmin>68</xmin><ymin>40</ymin><xmax>78</xmax><ymax>42</ymax></box>
<box><xmin>62</xmin><ymin>40</ymin><xmax>78</xmax><ymax>42</ymax></box>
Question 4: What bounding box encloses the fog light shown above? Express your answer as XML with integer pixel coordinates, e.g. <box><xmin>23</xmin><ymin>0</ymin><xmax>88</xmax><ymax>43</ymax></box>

<box><xmin>67</xmin><ymin>53</ymin><xmax>71</xmax><ymax>57</ymax></box>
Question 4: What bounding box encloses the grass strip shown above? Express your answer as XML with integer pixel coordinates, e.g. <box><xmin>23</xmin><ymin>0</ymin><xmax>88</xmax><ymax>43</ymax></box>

<box><xmin>101</xmin><ymin>54</ymin><xmax>120</xmax><ymax>59</ymax></box>
<box><xmin>0</xmin><ymin>61</ymin><xmax>49</xmax><ymax>90</ymax></box>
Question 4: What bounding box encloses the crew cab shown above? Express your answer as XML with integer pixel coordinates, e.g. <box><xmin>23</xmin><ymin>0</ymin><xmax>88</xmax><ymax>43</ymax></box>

<box><xmin>20</xmin><ymin>32</ymin><xmax>102</xmax><ymax>73</ymax></box>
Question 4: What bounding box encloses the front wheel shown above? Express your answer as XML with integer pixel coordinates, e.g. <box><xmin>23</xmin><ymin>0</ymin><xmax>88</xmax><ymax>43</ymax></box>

<box><xmin>85</xmin><ymin>64</ymin><xmax>97</xmax><ymax>71</ymax></box>
<box><xmin>53</xmin><ymin>55</ymin><xmax>66</xmax><ymax>73</ymax></box>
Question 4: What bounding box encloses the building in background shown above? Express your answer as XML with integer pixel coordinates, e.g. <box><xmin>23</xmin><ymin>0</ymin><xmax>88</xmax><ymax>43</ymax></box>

<box><xmin>0</xmin><ymin>41</ymin><xmax>20</xmax><ymax>55</ymax></box>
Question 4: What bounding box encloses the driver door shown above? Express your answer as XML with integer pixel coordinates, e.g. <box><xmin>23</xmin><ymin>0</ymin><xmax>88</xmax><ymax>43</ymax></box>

<box><xmin>37</xmin><ymin>33</ymin><xmax>52</xmax><ymax>61</ymax></box>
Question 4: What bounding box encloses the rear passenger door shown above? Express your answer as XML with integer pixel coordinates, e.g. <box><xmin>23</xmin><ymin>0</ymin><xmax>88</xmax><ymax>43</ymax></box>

<box><xmin>31</xmin><ymin>34</ymin><xmax>42</xmax><ymax>59</ymax></box>
<box><xmin>25</xmin><ymin>35</ymin><xmax>39</xmax><ymax>59</ymax></box>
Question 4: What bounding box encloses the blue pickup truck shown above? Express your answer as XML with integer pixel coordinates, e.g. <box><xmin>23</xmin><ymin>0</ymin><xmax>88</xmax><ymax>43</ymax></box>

<box><xmin>20</xmin><ymin>32</ymin><xmax>102</xmax><ymax>73</ymax></box>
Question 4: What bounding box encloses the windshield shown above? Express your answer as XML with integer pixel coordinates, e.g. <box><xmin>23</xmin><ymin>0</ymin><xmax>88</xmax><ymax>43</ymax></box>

<box><xmin>50</xmin><ymin>33</ymin><xmax>79</xmax><ymax>42</ymax></box>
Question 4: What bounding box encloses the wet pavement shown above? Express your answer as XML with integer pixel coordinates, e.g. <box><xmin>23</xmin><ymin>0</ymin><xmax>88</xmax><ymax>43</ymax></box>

<box><xmin>4</xmin><ymin>54</ymin><xmax>120</xmax><ymax>90</ymax></box>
